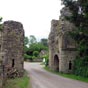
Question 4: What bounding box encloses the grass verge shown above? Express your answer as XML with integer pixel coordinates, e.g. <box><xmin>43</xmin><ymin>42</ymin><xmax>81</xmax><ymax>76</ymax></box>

<box><xmin>44</xmin><ymin>66</ymin><xmax>88</xmax><ymax>83</ymax></box>
<box><xmin>4</xmin><ymin>71</ymin><xmax>31</xmax><ymax>88</ymax></box>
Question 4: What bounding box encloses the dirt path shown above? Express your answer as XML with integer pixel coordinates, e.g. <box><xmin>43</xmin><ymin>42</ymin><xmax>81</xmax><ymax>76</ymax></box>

<box><xmin>24</xmin><ymin>62</ymin><xmax>88</xmax><ymax>88</ymax></box>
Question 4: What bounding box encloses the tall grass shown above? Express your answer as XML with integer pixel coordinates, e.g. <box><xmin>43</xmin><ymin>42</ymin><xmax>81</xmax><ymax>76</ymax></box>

<box><xmin>44</xmin><ymin>66</ymin><xmax>88</xmax><ymax>83</ymax></box>
<box><xmin>4</xmin><ymin>72</ymin><xmax>30</xmax><ymax>88</ymax></box>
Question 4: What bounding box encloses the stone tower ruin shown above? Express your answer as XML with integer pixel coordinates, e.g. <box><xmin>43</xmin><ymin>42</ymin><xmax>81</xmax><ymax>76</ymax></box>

<box><xmin>0</xmin><ymin>21</ymin><xmax>24</xmax><ymax>85</ymax></box>
<box><xmin>48</xmin><ymin>7</ymin><xmax>77</xmax><ymax>73</ymax></box>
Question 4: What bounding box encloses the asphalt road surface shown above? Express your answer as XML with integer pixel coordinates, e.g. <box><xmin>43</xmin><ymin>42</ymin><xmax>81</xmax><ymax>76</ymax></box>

<box><xmin>24</xmin><ymin>62</ymin><xmax>88</xmax><ymax>88</ymax></box>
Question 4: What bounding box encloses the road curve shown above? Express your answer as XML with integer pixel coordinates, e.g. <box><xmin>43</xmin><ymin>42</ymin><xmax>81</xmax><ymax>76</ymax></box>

<box><xmin>24</xmin><ymin>62</ymin><xmax>88</xmax><ymax>88</ymax></box>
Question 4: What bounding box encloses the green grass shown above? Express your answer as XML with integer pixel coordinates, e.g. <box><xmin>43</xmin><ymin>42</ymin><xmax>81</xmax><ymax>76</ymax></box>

<box><xmin>44</xmin><ymin>66</ymin><xmax>88</xmax><ymax>83</ymax></box>
<box><xmin>4</xmin><ymin>72</ymin><xmax>31</xmax><ymax>88</ymax></box>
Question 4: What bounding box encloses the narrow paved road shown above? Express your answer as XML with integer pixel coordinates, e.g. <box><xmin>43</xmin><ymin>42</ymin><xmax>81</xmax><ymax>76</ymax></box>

<box><xmin>24</xmin><ymin>62</ymin><xmax>88</xmax><ymax>88</ymax></box>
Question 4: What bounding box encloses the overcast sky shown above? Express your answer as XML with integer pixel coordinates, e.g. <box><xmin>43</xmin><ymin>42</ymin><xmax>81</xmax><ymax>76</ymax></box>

<box><xmin>0</xmin><ymin>0</ymin><xmax>62</xmax><ymax>41</ymax></box>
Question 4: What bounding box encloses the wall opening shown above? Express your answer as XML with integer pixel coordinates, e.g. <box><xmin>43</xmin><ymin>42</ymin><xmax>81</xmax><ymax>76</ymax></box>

<box><xmin>69</xmin><ymin>61</ymin><xmax>72</xmax><ymax>70</ymax></box>
<box><xmin>0</xmin><ymin>45</ymin><xmax>1</xmax><ymax>50</ymax></box>
<box><xmin>54</xmin><ymin>55</ymin><xmax>59</xmax><ymax>71</ymax></box>
<box><xmin>12</xmin><ymin>59</ymin><xmax>15</xmax><ymax>67</ymax></box>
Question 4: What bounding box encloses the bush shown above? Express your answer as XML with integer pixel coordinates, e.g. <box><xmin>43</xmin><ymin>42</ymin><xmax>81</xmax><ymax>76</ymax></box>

<box><xmin>4</xmin><ymin>71</ymin><xmax>30</xmax><ymax>88</ymax></box>
<box><xmin>32</xmin><ymin>56</ymin><xmax>36</xmax><ymax>59</ymax></box>
<box><xmin>42</xmin><ymin>54</ymin><xmax>49</xmax><ymax>67</ymax></box>
<box><xmin>33</xmin><ymin>51</ymin><xmax>39</xmax><ymax>57</ymax></box>
<box><xmin>74</xmin><ymin>56</ymin><xmax>88</xmax><ymax>77</ymax></box>
<box><xmin>24</xmin><ymin>54</ymin><xmax>32</xmax><ymax>61</ymax></box>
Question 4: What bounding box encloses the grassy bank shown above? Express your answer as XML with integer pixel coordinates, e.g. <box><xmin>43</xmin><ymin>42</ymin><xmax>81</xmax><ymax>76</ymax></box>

<box><xmin>4</xmin><ymin>72</ymin><xmax>31</xmax><ymax>88</ymax></box>
<box><xmin>44</xmin><ymin>66</ymin><xmax>88</xmax><ymax>83</ymax></box>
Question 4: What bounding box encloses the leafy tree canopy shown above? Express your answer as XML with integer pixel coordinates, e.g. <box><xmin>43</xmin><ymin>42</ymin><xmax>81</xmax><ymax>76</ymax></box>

<box><xmin>24</xmin><ymin>36</ymin><xmax>29</xmax><ymax>46</ymax></box>
<box><xmin>61</xmin><ymin>0</ymin><xmax>88</xmax><ymax>77</ymax></box>
<box><xmin>40</xmin><ymin>38</ymin><xmax>48</xmax><ymax>47</ymax></box>
<box><xmin>24</xmin><ymin>35</ymin><xmax>48</xmax><ymax>61</ymax></box>
<box><xmin>29</xmin><ymin>35</ymin><xmax>37</xmax><ymax>46</ymax></box>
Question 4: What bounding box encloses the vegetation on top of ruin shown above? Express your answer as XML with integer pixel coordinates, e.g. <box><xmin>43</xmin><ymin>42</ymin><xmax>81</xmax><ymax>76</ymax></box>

<box><xmin>62</xmin><ymin>0</ymin><xmax>88</xmax><ymax>77</ymax></box>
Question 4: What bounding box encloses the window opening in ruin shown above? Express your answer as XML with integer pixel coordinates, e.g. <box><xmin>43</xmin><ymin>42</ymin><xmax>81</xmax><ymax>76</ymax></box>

<box><xmin>69</xmin><ymin>61</ymin><xmax>72</xmax><ymax>70</ymax></box>
<box><xmin>2</xmin><ymin>56</ymin><xmax>4</xmax><ymax>59</ymax></box>
<box><xmin>12</xmin><ymin>59</ymin><xmax>15</xmax><ymax>67</ymax></box>
<box><xmin>0</xmin><ymin>45</ymin><xmax>1</xmax><ymax>50</ymax></box>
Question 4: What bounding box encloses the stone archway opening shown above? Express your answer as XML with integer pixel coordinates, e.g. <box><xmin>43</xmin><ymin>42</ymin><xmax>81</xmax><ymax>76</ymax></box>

<box><xmin>54</xmin><ymin>55</ymin><xmax>59</xmax><ymax>71</ymax></box>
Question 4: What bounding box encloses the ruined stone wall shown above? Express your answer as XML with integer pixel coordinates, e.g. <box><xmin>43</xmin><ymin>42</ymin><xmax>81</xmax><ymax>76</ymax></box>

<box><xmin>59</xmin><ymin>50</ymin><xmax>77</xmax><ymax>73</ymax></box>
<box><xmin>0</xmin><ymin>64</ymin><xmax>2</xmax><ymax>88</ymax></box>
<box><xmin>0</xmin><ymin>30</ymin><xmax>3</xmax><ymax>88</ymax></box>
<box><xmin>48</xmin><ymin>7</ymin><xmax>77</xmax><ymax>73</ymax></box>
<box><xmin>48</xmin><ymin>20</ymin><xmax>59</xmax><ymax>70</ymax></box>
<box><xmin>2</xmin><ymin>21</ymin><xmax>24</xmax><ymax>77</ymax></box>
<box><xmin>0</xmin><ymin>21</ymin><xmax>24</xmax><ymax>87</ymax></box>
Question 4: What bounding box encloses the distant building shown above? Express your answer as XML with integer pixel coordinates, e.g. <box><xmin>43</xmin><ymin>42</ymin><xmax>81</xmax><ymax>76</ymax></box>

<box><xmin>39</xmin><ymin>50</ymin><xmax>48</xmax><ymax>58</ymax></box>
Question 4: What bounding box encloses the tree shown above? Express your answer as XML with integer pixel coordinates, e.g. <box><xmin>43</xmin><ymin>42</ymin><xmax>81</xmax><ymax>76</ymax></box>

<box><xmin>28</xmin><ymin>43</ymin><xmax>48</xmax><ymax>53</ymax></box>
<box><xmin>29</xmin><ymin>35</ymin><xmax>37</xmax><ymax>46</ymax></box>
<box><xmin>24</xmin><ymin>36</ymin><xmax>29</xmax><ymax>53</ymax></box>
<box><xmin>24</xmin><ymin>54</ymin><xmax>33</xmax><ymax>61</ymax></box>
<box><xmin>61</xmin><ymin>0</ymin><xmax>88</xmax><ymax>77</ymax></box>
<box><xmin>24</xmin><ymin>35</ymin><xmax>49</xmax><ymax>62</ymax></box>
<box><xmin>26</xmin><ymin>42</ymin><xmax>48</xmax><ymax>61</ymax></box>
<box><xmin>24</xmin><ymin>36</ymin><xmax>29</xmax><ymax>46</ymax></box>
<box><xmin>33</xmin><ymin>51</ymin><xmax>39</xmax><ymax>57</ymax></box>
<box><xmin>40</xmin><ymin>38</ymin><xmax>48</xmax><ymax>47</ymax></box>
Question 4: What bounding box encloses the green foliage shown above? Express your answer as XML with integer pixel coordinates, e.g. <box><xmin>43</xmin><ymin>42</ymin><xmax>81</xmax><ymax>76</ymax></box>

<box><xmin>74</xmin><ymin>56</ymin><xmax>88</xmax><ymax>77</ymax></box>
<box><xmin>24</xmin><ymin>46</ymin><xmax>29</xmax><ymax>53</ymax></box>
<box><xmin>4</xmin><ymin>71</ymin><xmax>30</xmax><ymax>88</ymax></box>
<box><xmin>40</xmin><ymin>38</ymin><xmax>48</xmax><ymax>47</ymax></box>
<box><xmin>44</xmin><ymin>66</ymin><xmax>88</xmax><ymax>83</ymax></box>
<box><xmin>62</xmin><ymin>0</ymin><xmax>88</xmax><ymax>77</ymax></box>
<box><xmin>24</xmin><ymin>54</ymin><xmax>32</xmax><ymax>61</ymax></box>
<box><xmin>29</xmin><ymin>35</ymin><xmax>37</xmax><ymax>46</ymax></box>
<box><xmin>42</xmin><ymin>54</ymin><xmax>49</xmax><ymax>59</ymax></box>
<box><xmin>33</xmin><ymin>51</ymin><xmax>39</xmax><ymax>57</ymax></box>
<box><xmin>24</xmin><ymin>35</ymin><xmax>49</xmax><ymax>62</ymax></box>
<box><xmin>42</xmin><ymin>54</ymin><xmax>49</xmax><ymax>66</ymax></box>
<box><xmin>32</xmin><ymin>56</ymin><xmax>36</xmax><ymax>59</ymax></box>
<box><xmin>26</xmin><ymin>43</ymin><xmax>48</xmax><ymax>61</ymax></box>
<box><xmin>24</xmin><ymin>37</ymin><xmax>29</xmax><ymax>46</ymax></box>
<box><xmin>29</xmin><ymin>43</ymin><xmax>48</xmax><ymax>52</ymax></box>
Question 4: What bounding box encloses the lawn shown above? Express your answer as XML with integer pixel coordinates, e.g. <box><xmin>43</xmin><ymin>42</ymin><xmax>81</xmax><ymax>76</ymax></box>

<box><xmin>4</xmin><ymin>71</ymin><xmax>31</xmax><ymax>88</ymax></box>
<box><xmin>44</xmin><ymin>66</ymin><xmax>88</xmax><ymax>83</ymax></box>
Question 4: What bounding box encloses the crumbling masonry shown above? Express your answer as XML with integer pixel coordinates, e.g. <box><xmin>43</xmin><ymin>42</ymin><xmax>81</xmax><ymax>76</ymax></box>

<box><xmin>0</xmin><ymin>21</ymin><xmax>24</xmax><ymax>87</ymax></box>
<box><xmin>48</xmin><ymin>7</ymin><xmax>77</xmax><ymax>73</ymax></box>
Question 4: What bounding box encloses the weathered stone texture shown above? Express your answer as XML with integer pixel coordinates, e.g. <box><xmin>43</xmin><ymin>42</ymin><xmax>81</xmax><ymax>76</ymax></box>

<box><xmin>2</xmin><ymin>21</ymin><xmax>24</xmax><ymax>77</ymax></box>
<box><xmin>48</xmin><ymin>7</ymin><xmax>77</xmax><ymax>73</ymax></box>
<box><xmin>0</xmin><ymin>30</ymin><xmax>3</xmax><ymax>88</ymax></box>
<box><xmin>0</xmin><ymin>66</ymin><xmax>3</xmax><ymax>88</ymax></box>
<box><xmin>0</xmin><ymin>20</ymin><xmax>24</xmax><ymax>87</ymax></box>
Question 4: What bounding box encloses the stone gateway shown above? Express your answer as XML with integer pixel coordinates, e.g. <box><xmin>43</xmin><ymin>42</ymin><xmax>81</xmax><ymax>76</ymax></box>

<box><xmin>48</xmin><ymin>7</ymin><xmax>77</xmax><ymax>73</ymax></box>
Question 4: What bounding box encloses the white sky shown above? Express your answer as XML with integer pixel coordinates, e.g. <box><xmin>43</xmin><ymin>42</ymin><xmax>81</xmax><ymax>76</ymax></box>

<box><xmin>0</xmin><ymin>0</ymin><xmax>62</xmax><ymax>41</ymax></box>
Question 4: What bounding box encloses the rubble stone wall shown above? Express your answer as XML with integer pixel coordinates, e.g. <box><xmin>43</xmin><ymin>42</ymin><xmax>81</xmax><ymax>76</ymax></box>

<box><xmin>2</xmin><ymin>21</ymin><xmax>24</xmax><ymax>77</ymax></box>
<box><xmin>48</xmin><ymin>7</ymin><xmax>77</xmax><ymax>73</ymax></box>
<box><xmin>0</xmin><ymin>21</ymin><xmax>24</xmax><ymax>87</ymax></box>
<box><xmin>0</xmin><ymin>30</ymin><xmax>3</xmax><ymax>88</ymax></box>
